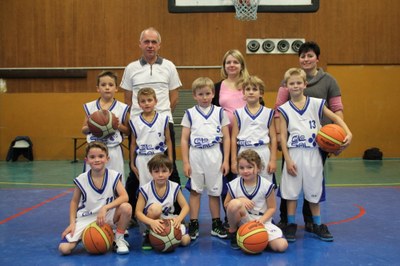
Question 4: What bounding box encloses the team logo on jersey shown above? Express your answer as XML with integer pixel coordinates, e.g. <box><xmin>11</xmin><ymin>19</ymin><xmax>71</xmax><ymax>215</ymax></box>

<box><xmin>193</xmin><ymin>136</ymin><xmax>221</xmax><ymax>148</ymax></box>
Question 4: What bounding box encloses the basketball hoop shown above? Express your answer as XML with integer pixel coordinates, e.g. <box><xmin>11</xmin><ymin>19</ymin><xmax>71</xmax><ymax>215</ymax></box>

<box><xmin>232</xmin><ymin>0</ymin><xmax>260</xmax><ymax>21</ymax></box>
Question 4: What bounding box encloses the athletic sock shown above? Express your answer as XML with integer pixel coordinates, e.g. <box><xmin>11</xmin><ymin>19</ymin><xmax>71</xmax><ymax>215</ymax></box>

<box><xmin>288</xmin><ymin>215</ymin><xmax>296</xmax><ymax>224</ymax></box>
<box><xmin>312</xmin><ymin>216</ymin><xmax>321</xmax><ymax>225</ymax></box>
<box><xmin>115</xmin><ymin>228</ymin><xmax>125</xmax><ymax>239</ymax></box>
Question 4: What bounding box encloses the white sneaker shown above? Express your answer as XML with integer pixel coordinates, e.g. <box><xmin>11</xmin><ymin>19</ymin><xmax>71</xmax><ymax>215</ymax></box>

<box><xmin>113</xmin><ymin>238</ymin><xmax>130</xmax><ymax>255</ymax></box>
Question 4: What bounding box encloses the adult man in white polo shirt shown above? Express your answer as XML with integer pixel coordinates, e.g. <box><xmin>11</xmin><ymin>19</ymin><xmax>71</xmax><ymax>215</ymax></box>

<box><xmin>120</xmin><ymin>27</ymin><xmax>182</xmax><ymax>219</ymax></box>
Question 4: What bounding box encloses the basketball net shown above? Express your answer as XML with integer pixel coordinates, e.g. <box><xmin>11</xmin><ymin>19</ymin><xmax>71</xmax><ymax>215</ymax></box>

<box><xmin>232</xmin><ymin>0</ymin><xmax>260</xmax><ymax>21</ymax></box>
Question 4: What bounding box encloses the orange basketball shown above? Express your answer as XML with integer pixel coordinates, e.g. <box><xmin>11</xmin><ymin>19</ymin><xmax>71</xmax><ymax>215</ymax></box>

<box><xmin>236</xmin><ymin>221</ymin><xmax>269</xmax><ymax>254</ymax></box>
<box><xmin>88</xmin><ymin>110</ymin><xmax>118</xmax><ymax>139</ymax></box>
<box><xmin>316</xmin><ymin>124</ymin><xmax>346</xmax><ymax>153</ymax></box>
<box><xmin>82</xmin><ymin>222</ymin><xmax>114</xmax><ymax>254</ymax></box>
<box><xmin>149</xmin><ymin>219</ymin><xmax>182</xmax><ymax>252</ymax></box>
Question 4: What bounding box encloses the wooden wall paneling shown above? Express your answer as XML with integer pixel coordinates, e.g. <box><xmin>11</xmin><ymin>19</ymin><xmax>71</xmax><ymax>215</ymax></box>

<box><xmin>1</xmin><ymin>0</ymin><xmax>399</xmax><ymax>90</ymax></box>
<box><xmin>319</xmin><ymin>0</ymin><xmax>400</xmax><ymax>64</ymax></box>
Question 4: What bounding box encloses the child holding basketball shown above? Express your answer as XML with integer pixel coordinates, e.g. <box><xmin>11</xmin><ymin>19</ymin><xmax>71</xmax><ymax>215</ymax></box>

<box><xmin>59</xmin><ymin>142</ymin><xmax>132</xmax><ymax>255</ymax></box>
<box><xmin>128</xmin><ymin>87</ymin><xmax>173</xmax><ymax>186</ymax></box>
<box><xmin>82</xmin><ymin>70</ymin><xmax>130</xmax><ymax>185</ymax></box>
<box><xmin>231</xmin><ymin>76</ymin><xmax>277</xmax><ymax>184</ymax></box>
<box><xmin>224</xmin><ymin>149</ymin><xmax>288</xmax><ymax>252</ymax></box>
<box><xmin>181</xmin><ymin>77</ymin><xmax>230</xmax><ymax>240</ymax></box>
<box><xmin>278</xmin><ymin>68</ymin><xmax>352</xmax><ymax>242</ymax></box>
<box><xmin>135</xmin><ymin>154</ymin><xmax>191</xmax><ymax>250</ymax></box>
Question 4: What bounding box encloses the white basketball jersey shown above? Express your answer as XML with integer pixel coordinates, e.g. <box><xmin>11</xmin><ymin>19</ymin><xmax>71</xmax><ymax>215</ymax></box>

<box><xmin>227</xmin><ymin>175</ymin><xmax>275</xmax><ymax>219</ymax></box>
<box><xmin>74</xmin><ymin>169</ymin><xmax>121</xmax><ymax>218</ymax></box>
<box><xmin>129</xmin><ymin>112</ymin><xmax>169</xmax><ymax>155</ymax></box>
<box><xmin>139</xmin><ymin>180</ymin><xmax>180</xmax><ymax>216</ymax></box>
<box><xmin>234</xmin><ymin>106</ymin><xmax>274</xmax><ymax>148</ymax></box>
<box><xmin>183</xmin><ymin>105</ymin><xmax>225</xmax><ymax>148</ymax></box>
<box><xmin>278</xmin><ymin>97</ymin><xmax>325</xmax><ymax>149</ymax></box>
<box><xmin>84</xmin><ymin>99</ymin><xmax>129</xmax><ymax>147</ymax></box>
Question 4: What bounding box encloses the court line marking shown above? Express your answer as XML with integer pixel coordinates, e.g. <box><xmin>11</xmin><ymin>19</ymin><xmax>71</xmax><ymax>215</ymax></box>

<box><xmin>0</xmin><ymin>182</ymin><xmax>74</xmax><ymax>187</ymax></box>
<box><xmin>0</xmin><ymin>188</ymin><xmax>74</xmax><ymax>225</ymax></box>
<box><xmin>328</xmin><ymin>183</ymin><xmax>400</xmax><ymax>187</ymax></box>
<box><xmin>327</xmin><ymin>204</ymin><xmax>366</xmax><ymax>226</ymax></box>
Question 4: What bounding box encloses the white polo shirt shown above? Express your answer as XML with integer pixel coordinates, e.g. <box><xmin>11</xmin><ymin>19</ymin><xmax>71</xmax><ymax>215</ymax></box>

<box><xmin>120</xmin><ymin>56</ymin><xmax>182</xmax><ymax>123</ymax></box>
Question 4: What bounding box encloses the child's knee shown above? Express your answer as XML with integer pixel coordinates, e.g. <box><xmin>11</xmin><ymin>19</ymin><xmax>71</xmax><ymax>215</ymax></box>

<box><xmin>180</xmin><ymin>234</ymin><xmax>191</xmax><ymax>246</ymax></box>
<box><xmin>120</xmin><ymin>202</ymin><xmax>132</xmax><ymax>216</ymax></box>
<box><xmin>147</xmin><ymin>203</ymin><xmax>162</xmax><ymax>219</ymax></box>
<box><xmin>58</xmin><ymin>242</ymin><xmax>75</xmax><ymax>255</ymax></box>
<box><xmin>269</xmin><ymin>238</ymin><xmax>288</xmax><ymax>253</ymax></box>
<box><xmin>227</xmin><ymin>199</ymin><xmax>243</xmax><ymax>213</ymax></box>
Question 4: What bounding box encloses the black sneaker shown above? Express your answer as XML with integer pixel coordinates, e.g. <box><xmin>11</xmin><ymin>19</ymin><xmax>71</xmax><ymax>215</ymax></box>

<box><xmin>142</xmin><ymin>231</ymin><xmax>152</xmax><ymax>250</ymax></box>
<box><xmin>189</xmin><ymin>220</ymin><xmax>199</xmax><ymax>240</ymax></box>
<box><xmin>284</xmin><ymin>223</ymin><xmax>297</xmax><ymax>242</ymax></box>
<box><xmin>313</xmin><ymin>224</ymin><xmax>334</xmax><ymax>242</ymax></box>
<box><xmin>305</xmin><ymin>222</ymin><xmax>314</xmax><ymax>233</ymax></box>
<box><xmin>277</xmin><ymin>220</ymin><xmax>287</xmax><ymax>231</ymax></box>
<box><xmin>211</xmin><ymin>219</ymin><xmax>227</xmax><ymax>239</ymax></box>
<box><xmin>223</xmin><ymin>217</ymin><xmax>230</xmax><ymax>230</ymax></box>
<box><xmin>228</xmin><ymin>231</ymin><xmax>240</xmax><ymax>250</ymax></box>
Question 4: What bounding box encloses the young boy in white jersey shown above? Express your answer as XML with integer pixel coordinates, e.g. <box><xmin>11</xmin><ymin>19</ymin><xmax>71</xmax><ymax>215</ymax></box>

<box><xmin>278</xmin><ymin>68</ymin><xmax>352</xmax><ymax>242</ymax></box>
<box><xmin>129</xmin><ymin>87</ymin><xmax>173</xmax><ymax>186</ymax></box>
<box><xmin>59</xmin><ymin>142</ymin><xmax>132</xmax><ymax>255</ymax></box>
<box><xmin>82</xmin><ymin>71</ymin><xmax>130</xmax><ymax>186</ymax></box>
<box><xmin>135</xmin><ymin>154</ymin><xmax>191</xmax><ymax>250</ymax></box>
<box><xmin>231</xmin><ymin>76</ymin><xmax>278</xmax><ymax>185</ymax></box>
<box><xmin>181</xmin><ymin>77</ymin><xmax>230</xmax><ymax>240</ymax></box>
<box><xmin>225</xmin><ymin>149</ymin><xmax>288</xmax><ymax>252</ymax></box>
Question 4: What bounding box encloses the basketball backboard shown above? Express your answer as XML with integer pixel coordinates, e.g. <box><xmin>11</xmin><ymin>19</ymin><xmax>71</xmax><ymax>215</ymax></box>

<box><xmin>168</xmin><ymin>0</ymin><xmax>319</xmax><ymax>13</ymax></box>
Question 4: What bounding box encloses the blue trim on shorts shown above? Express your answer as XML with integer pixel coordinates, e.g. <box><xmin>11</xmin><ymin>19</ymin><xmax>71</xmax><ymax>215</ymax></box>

<box><xmin>185</xmin><ymin>179</ymin><xmax>192</xmax><ymax>192</ymax></box>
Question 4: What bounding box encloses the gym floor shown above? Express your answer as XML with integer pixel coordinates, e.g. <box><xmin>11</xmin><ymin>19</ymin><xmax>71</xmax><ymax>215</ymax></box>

<box><xmin>1</xmin><ymin>159</ymin><xmax>399</xmax><ymax>266</ymax></box>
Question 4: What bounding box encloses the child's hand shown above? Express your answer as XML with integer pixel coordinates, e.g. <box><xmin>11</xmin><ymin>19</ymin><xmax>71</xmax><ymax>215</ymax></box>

<box><xmin>171</xmin><ymin>218</ymin><xmax>181</xmax><ymax>229</ymax></box>
<box><xmin>96</xmin><ymin>207</ymin><xmax>107</xmax><ymax>226</ymax></box>
<box><xmin>334</xmin><ymin>132</ymin><xmax>353</xmax><ymax>156</ymax></box>
<box><xmin>61</xmin><ymin>223</ymin><xmax>76</xmax><ymax>239</ymax></box>
<box><xmin>231</xmin><ymin>161</ymin><xmax>238</xmax><ymax>174</ymax></box>
<box><xmin>130</xmin><ymin>162</ymin><xmax>139</xmax><ymax>179</ymax></box>
<box><xmin>255</xmin><ymin>218</ymin><xmax>266</xmax><ymax>225</ymax></box>
<box><xmin>286</xmin><ymin>159</ymin><xmax>297</xmax><ymax>176</ymax></box>
<box><xmin>150</xmin><ymin>219</ymin><xmax>165</xmax><ymax>234</ymax></box>
<box><xmin>240</xmin><ymin>198</ymin><xmax>255</xmax><ymax>210</ymax></box>
<box><xmin>342</xmin><ymin>132</ymin><xmax>353</xmax><ymax>148</ymax></box>
<box><xmin>267</xmin><ymin>161</ymin><xmax>277</xmax><ymax>174</ymax></box>
<box><xmin>183</xmin><ymin>162</ymin><xmax>191</xmax><ymax>178</ymax></box>
<box><xmin>221</xmin><ymin>161</ymin><xmax>230</xmax><ymax>176</ymax></box>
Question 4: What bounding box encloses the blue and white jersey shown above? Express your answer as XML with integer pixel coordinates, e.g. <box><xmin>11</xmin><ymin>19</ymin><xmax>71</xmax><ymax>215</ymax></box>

<box><xmin>74</xmin><ymin>169</ymin><xmax>121</xmax><ymax>218</ymax></box>
<box><xmin>278</xmin><ymin>97</ymin><xmax>325</xmax><ymax>149</ymax></box>
<box><xmin>84</xmin><ymin>98</ymin><xmax>129</xmax><ymax>147</ymax></box>
<box><xmin>227</xmin><ymin>175</ymin><xmax>275</xmax><ymax>219</ymax></box>
<box><xmin>139</xmin><ymin>180</ymin><xmax>180</xmax><ymax>217</ymax></box>
<box><xmin>129</xmin><ymin>112</ymin><xmax>169</xmax><ymax>155</ymax></box>
<box><xmin>234</xmin><ymin>105</ymin><xmax>274</xmax><ymax>148</ymax></box>
<box><xmin>181</xmin><ymin>105</ymin><xmax>229</xmax><ymax>149</ymax></box>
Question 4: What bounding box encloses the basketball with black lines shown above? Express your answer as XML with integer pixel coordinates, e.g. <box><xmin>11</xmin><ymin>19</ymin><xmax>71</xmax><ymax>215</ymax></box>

<box><xmin>82</xmin><ymin>222</ymin><xmax>114</xmax><ymax>254</ymax></box>
<box><xmin>149</xmin><ymin>219</ymin><xmax>182</xmax><ymax>252</ymax></box>
<box><xmin>236</xmin><ymin>221</ymin><xmax>269</xmax><ymax>254</ymax></box>
<box><xmin>88</xmin><ymin>109</ymin><xmax>118</xmax><ymax>139</ymax></box>
<box><xmin>316</xmin><ymin>124</ymin><xmax>346</xmax><ymax>153</ymax></box>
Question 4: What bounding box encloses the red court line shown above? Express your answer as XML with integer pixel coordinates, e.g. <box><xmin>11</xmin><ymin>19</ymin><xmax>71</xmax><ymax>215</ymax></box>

<box><xmin>327</xmin><ymin>204</ymin><xmax>366</xmax><ymax>226</ymax></box>
<box><xmin>0</xmin><ymin>188</ymin><xmax>74</xmax><ymax>225</ymax></box>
